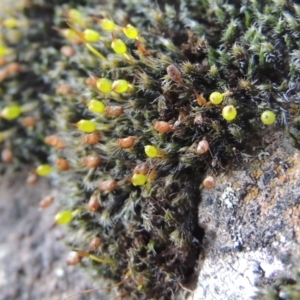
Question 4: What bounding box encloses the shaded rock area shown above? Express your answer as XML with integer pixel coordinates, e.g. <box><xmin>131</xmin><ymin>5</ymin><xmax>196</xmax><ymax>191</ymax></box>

<box><xmin>193</xmin><ymin>131</ymin><xmax>300</xmax><ymax>299</ymax></box>
<box><xmin>0</xmin><ymin>171</ymin><xmax>108</xmax><ymax>300</ymax></box>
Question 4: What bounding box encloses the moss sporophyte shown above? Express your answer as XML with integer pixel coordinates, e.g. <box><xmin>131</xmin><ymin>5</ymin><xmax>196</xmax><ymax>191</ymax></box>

<box><xmin>1</xmin><ymin>0</ymin><xmax>300</xmax><ymax>299</ymax></box>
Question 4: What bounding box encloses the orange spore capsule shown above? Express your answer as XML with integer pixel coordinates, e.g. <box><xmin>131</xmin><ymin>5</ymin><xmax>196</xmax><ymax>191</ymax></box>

<box><xmin>60</xmin><ymin>45</ymin><xmax>76</xmax><ymax>57</ymax></box>
<box><xmin>66</xmin><ymin>251</ymin><xmax>82</xmax><ymax>266</ymax></box>
<box><xmin>203</xmin><ymin>176</ymin><xmax>216</xmax><ymax>189</ymax></box>
<box><xmin>22</xmin><ymin>116</ymin><xmax>37</xmax><ymax>128</ymax></box>
<box><xmin>196</xmin><ymin>140</ymin><xmax>209</xmax><ymax>154</ymax></box>
<box><xmin>55</xmin><ymin>158</ymin><xmax>70</xmax><ymax>171</ymax></box>
<box><xmin>88</xmin><ymin>195</ymin><xmax>100</xmax><ymax>212</ymax></box>
<box><xmin>117</xmin><ymin>136</ymin><xmax>135</xmax><ymax>148</ymax></box>
<box><xmin>105</xmin><ymin>106</ymin><xmax>123</xmax><ymax>117</ymax></box>
<box><xmin>166</xmin><ymin>64</ymin><xmax>182</xmax><ymax>84</ymax></box>
<box><xmin>83</xmin><ymin>132</ymin><xmax>101</xmax><ymax>145</ymax></box>
<box><xmin>99</xmin><ymin>180</ymin><xmax>117</xmax><ymax>192</ymax></box>
<box><xmin>154</xmin><ymin>121</ymin><xmax>172</xmax><ymax>133</ymax></box>
<box><xmin>133</xmin><ymin>163</ymin><xmax>149</xmax><ymax>175</ymax></box>
<box><xmin>39</xmin><ymin>195</ymin><xmax>54</xmax><ymax>209</ymax></box>
<box><xmin>89</xmin><ymin>237</ymin><xmax>102</xmax><ymax>251</ymax></box>
<box><xmin>1</xmin><ymin>148</ymin><xmax>13</xmax><ymax>163</ymax></box>
<box><xmin>82</xmin><ymin>155</ymin><xmax>101</xmax><ymax>168</ymax></box>
<box><xmin>44</xmin><ymin>135</ymin><xmax>65</xmax><ymax>150</ymax></box>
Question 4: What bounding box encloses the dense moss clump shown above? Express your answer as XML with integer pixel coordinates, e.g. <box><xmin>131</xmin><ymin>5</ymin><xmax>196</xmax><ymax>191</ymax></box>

<box><xmin>1</xmin><ymin>0</ymin><xmax>300</xmax><ymax>299</ymax></box>
<box><xmin>0</xmin><ymin>0</ymin><xmax>67</xmax><ymax>173</ymax></box>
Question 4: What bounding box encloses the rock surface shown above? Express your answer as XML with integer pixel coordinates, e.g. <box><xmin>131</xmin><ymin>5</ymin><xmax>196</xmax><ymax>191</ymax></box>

<box><xmin>193</xmin><ymin>131</ymin><xmax>300</xmax><ymax>299</ymax></box>
<box><xmin>0</xmin><ymin>170</ymin><xmax>107</xmax><ymax>300</ymax></box>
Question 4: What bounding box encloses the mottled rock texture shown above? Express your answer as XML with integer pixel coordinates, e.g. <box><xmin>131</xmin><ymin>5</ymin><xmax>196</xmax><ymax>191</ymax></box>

<box><xmin>194</xmin><ymin>131</ymin><xmax>300</xmax><ymax>299</ymax></box>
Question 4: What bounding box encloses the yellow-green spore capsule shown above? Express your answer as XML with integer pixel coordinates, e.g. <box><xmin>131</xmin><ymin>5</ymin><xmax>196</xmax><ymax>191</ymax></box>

<box><xmin>145</xmin><ymin>145</ymin><xmax>158</xmax><ymax>158</ymax></box>
<box><xmin>0</xmin><ymin>45</ymin><xmax>7</xmax><ymax>56</ymax></box>
<box><xmin>83</xmin><ymin>29</ymin><xmax>100</xmax><ymax>42</ymax></box>
<box><xmin>88</xmin><ymin>99</ymin><xmax>106</xmax><ymax>113</ymax></box>
<box><xmin>36</xmin><ymin>164</ymin><xmax>53</xmax><ymax>176</ymax></box>
<box><xmin>3</xmin><ymin>18</ymin><xmax>18</xmax><ymax>28</ymax></box>
<box><xmin>111</xmin><ymin>39</ymin><xmax>127</xmax><ymax>55</ymax></box>
<box><xmin>96</xmin><ymin>78</ymin><xmax>112</xmax><ymax>93</ymax></box>
<box><xmin>55</xmin><ymin>210</ymin><xmax>73</xmax><ymax>225</ymax></box>
<box><xmin>209</xmin><ymin>91</ymin><xmax>223</xmax><ymax>105</ymax></box>
<box><xmin>222</xmin><ymin>105</ymin><xmax>237</xmax><ymax>121</ymax></box>
<box><xmin>112</xmin><ymin>80</ymin><xmax>129</xmax><ymax>93</ymax></box>
<box><xmin>77</xmin><ymin>119</ymin><xmax>97</xmax><ymax>133</ymax></box>
<box><xmin>261</xmin><ymin>110</ymin><xmax>276</xmax><ymax>125</ymax></box>
<box><xmin>68</xmin><ymin>8</ymin><xmax>84</xmax><ymax>25</ymax></box>
<box><xmin>123</xmin><ymin>24</ymin><xmax>139</xmax><ymax>39</ymax></box>
<box><xmin>100</xmin><ymin>19</ymin><xmax>115</xmax><ymax>31</ymax></box>
<box><xmin>0</xmin><ymin>105</ymin><xmax>22</xmax><ymax>120</ymax></box>
<box><xmin>132</xmin><ymin>174</ymin><xmax>147</xmax><ymax>186</ymax></box>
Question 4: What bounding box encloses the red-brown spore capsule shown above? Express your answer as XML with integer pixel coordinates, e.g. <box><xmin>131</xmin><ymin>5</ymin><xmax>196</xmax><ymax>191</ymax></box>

<box><xmin>117</xmin><ymin>136</ymin><xmax>135</xmax><ymax>148</ymax></box>
<box><xmin>99</xmin><ymin>180</ymin><xmax>117</xmax><ymax>192</ymax></box>
<box><xmin>203</xmin><ymin>176</ymin><xmax>216</xmax><ymax>189</ymax></box>
<box><xmin>26</xmin><ymin>173</ymin><xmax>38</xmax><ymax>186</ymax></box>
<box><xmin>60</xmin><ymin>45</ymin><xmax>76</xmax><ymax>57</ymax></box>
<box><xmin>56</xmin><ymin>158</ymin><xmax>70</xmax><ymax>171</ymax></box>
<box><xmin>196</xmin><ymin>140</ymin><xmax>209</xmax><ymax>154</ymax></box>
<box><xmin>86</xmin><ymin>77</ymin><xmax>97</xmax><ymax>88</ymax></box>
<box><xmin>44</xmin><ymin>135</ymin><xmax>65</xmax><ymax>150</ymax></box>
<box><xmin>56</xmin><ymin>84</ymin><xmax>72</xmax><ymax>95</ymax></box>
<box><xmin>133</xmin><ymin>163</ymin><xmax>149</xmax><ymax>175</ymax></box>
<box><xmin>66</xmin><ymin>251</ymin><xmax>82</xmax><ymax>266</ymax></box>
<box><xmin>153</xmin><ymin>121</ymin><xmax>172</xmax><ymax>133</ymax></box>
<box><xmin>166</xmin><ymin>64</ymin><xmax>182</xmax><ymax>84</ymax></box>
<box><xmin>89</xmin><ymin>237</ymin><xmax>102</xmax><ymax>251</ymax></box>
<box><xmin>88</xmin><ymin>195</ymin><xmax>100</xmax><ymax>212</ymax></box>
<box><xmin>39</xmin><ymin>195</ymin><xmax>54</xmax><ymax>209</ymax></box>
<box><xmin>1</xmin><ymin>148</ymin><xmax>13</xmax><ymax>163</ymax></box>
<box><xmin>82</xmin><ymin>156</ymin><xmax>101</xmax><ymax>168</ymax></box>
<box><xmin>105</xmin><ymin>106</ymin><xmax>123</xmax><ymax>117</ymax></box>
<box><xmin>22</xmin><ymin>116</ymin><xmax>37</xmax><ymax>128</ymax></box>
<box><xmin>83</xmin><ymin>132</ymin><xmax>101</xmax><ymax>145</ymax></box>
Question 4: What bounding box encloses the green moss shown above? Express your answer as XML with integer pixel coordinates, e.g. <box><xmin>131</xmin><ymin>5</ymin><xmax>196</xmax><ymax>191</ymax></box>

<box><xmin>1</xmin><ymin>0</ymin><xmax>300</xmax><ymax>298</ymax></box>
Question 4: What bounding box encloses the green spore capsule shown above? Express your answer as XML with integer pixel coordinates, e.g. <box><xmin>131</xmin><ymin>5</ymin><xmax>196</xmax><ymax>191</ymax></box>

<box><xmin>261</xmin><ymin>110</ymin><xmax>276</xmax><ymax>125</ymax></box>
<box><xmin>0</xmin><ymin>105</ymin><xmax>22</xmax><ymax>120</ymax></box>
<box><xmin>112</xmin><ymin>80</ymin><xmax>129</xmax><ymax>93</ymax></box>
<box><xmin>99</xmin><ymin>18</ymin><xmax>115</xmax><ymax>31</ymax></box>
<box><xmin>145</xmin><ymin>145</ymin><xmax>158</xmax><ymax>158</ymax></box>
<box><xmin>132</xmin><ymin>174</ymin><xmax>147</xmax><ymax>186</ymax></box>
<box><xmin>96</xmin><ymin>78</ymin><xmax>112</xmax><ymax>93</ymax></box>
<box><xmin>111</xmin><ymin>38</ymin><xmax>127</xmax><ymax>54</ymax></box>
<box><xmin>36</xmin><ymin>164</ymin><xmax>53</xmax><ymax>176</ymax></box>
<box><xmin>55</xmin><ymin>210</ymin><xmax>73</xmax><ymax>225</ymax></box>
<box><xmin>77</xmin><ymin>120</ymin><xmax>97</xmax><ymax>133</ymax></box>
<box><xmin>209</xmin><ymin>91</ymin><xmax>224</xmax><ymax>105</ymax></box>
<box><xmin>83</xmin><ymin>29</ymin><xmax>101</xmax><ymax>42</ymax></box>
<box><xmin>88</xmin><ymin>99</ymin><xmax>106</xmax><ymax>113</ymax></box>
<box><xmin>0</xmin><ymin>44</ymin><xmax>8</xmax><ymax>56</ymax></box>
<box><xmin>123</xmin><ymin>24</ymin><xmax>139</xmax><ymax>39</ymax></box>
<box><xmin>222</xmin><ymin>105</ymin><xmax>237</xmax><ymax>121</ymax></box>
<box><xmin>3</xmin><ymin>18</ymin><xmax>18</xmax><ymax>29</ymax></box>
